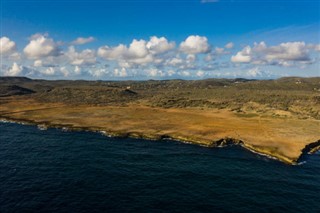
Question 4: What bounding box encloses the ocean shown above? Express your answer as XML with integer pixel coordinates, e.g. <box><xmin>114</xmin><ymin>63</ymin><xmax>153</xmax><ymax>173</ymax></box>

<box><xmin>0</xmin><ymin>122</ymin><xmax>319</xmax><ymax>213</ymax></box>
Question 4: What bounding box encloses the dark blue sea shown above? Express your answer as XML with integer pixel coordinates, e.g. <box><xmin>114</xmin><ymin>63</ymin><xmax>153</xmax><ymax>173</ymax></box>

<box><xmin>0</xmin><ymin>122</ymin><xmax>319</xmax><ymax>213</ymax></box>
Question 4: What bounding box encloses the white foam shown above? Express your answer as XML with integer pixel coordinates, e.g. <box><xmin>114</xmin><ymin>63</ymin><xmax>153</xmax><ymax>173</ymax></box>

<box><xmin>37</xmin><ymin>124</ymin><xmax>48</xmax><ymax>130</ymax></box>
<box><xmin>297</xmin><ymin>161</ymin><xmax>307</xmax><ymax>166</ymax></box>
<box><xmin>240</xmin><ymin>144</ymin><xmax>278</xmax><ymax>161</ymax></box>
<box><xmin>0</xmin><ymin>119</ymin><xmax>27</xmax><ymax>125</ymax></box>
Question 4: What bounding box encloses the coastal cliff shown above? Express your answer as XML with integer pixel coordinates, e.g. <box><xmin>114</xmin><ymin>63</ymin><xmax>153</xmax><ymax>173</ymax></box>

<box><xmin>1</xmin><ymin>77</ymin><xmax>319</xmax><ymax>165</ymax></box>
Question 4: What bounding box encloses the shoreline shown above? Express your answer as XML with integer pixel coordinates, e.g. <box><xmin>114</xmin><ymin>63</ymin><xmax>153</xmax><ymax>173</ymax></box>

<box><xmin>1</xmin><ymin>117</ymin><xmax>319</xmax><ymax>165</ymax></box>
<box><xmin>1</xmin><ymin>77</ymin><xmax>319</xmax><ymax>166</ymax></box>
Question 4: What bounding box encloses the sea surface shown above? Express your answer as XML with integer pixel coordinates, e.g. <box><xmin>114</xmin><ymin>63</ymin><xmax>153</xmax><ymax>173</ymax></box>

<box><xmin>0</xmin><ymin>122</ymin><xmax>319</xmax><ymax>213</ymax></box>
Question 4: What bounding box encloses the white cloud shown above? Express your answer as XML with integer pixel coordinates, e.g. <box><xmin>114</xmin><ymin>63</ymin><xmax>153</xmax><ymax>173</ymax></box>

<box><xmin>165</xmin><ymin>57</ymin><xmax>184</xmax><ymax>66</ymax></box>
<box><xmin>167</xmin><ymin>70</ymin><xmax>176</xmax><ymax>76</ymax></box>
<box><xmin>74</xmin><ymin>66</ymin><xmax>81</xmax><ymax>75</ymax></box>
<box><xmin>146</xmin><ymin>36</ymin><xmax>175</xmax><ymax>54</ymax></box>
<box><xmin>3</xmin><ymin>33</ymin><xmax>319</xmax><ymax>79</ymax></box>
<box><xmin>33</xmin><ymin>59</ymin><xmax>57</xmax><ymax>68</ymax></box>
<box><xmin>88</xmin><ymin>68</ymin><xmax>109</xmax><ymax>77</ymax></box>
<box><xmin>245</xmin><ymin>67</ymin><xmax>274</xmax><ymax>79</ymax></box>
<box><xmin>246</xmin><ymin>67</ymin><xmax>263</xmax><ymax>77</ymax></box>
<box><xmin>196</xmin><ymin>70</ymin><xmax>205</xmax><ymax>77</ymax></box>
<box><xmin>145</xmin><ymin>68</ymin><xmax>165</xmax><ymax>77</ymax></box>
<box><xmin>98</xmin><ymin>44</ymin><xmax>127</xmax><ymax>60</ymax></box>
<box><xmin>98</xmin><ymin>39</ymin><xmax>150</xmax><ymax>63</ymax></box>
<box><xmin>231</xmin><ymin>46</ymin><xmax>252</xmax><ymax>63</ymax></box>
<box><xmin>60</xmin><ymin>67</ymin><xmax>69</xmax><ymax>77</ymax></box>
<box><xmin>225</xmin><ymin>42</ymin><xmax>234</xmax><ymax>49</ymax></box>
<box><xmin>204</xmin><ymin>53</ymin><xmax>214</xmax><ymax>62</ymax></box>
<box><xmin>186</xmin><ymin>54</ymin><xmax>196</xmax><ymax>63</ymax></box>
<box><xmin>167</xmin><ymin>53</ymin><xmax>198</xmax><ymax>70</ymax></box>
<box><xmin>262</xmin><ymin>42</ymin><xmax>309</xmax><ymax>61</ymax></box>
<box><xmin>42</xmin><ymin>67</ymin><xmax>56</xmax><ymax>75</ymax></box>
<box><xmin>5</xmin><ymin>62</ymin><xmax>23</xmax><ymax>76</ymax></box>
<box><xmin>252</xmin><ymin>41</ymin><xmax>267</xmax><ymax>52</ymax></box>
<box><xmin>215</xmin><ymin>47</ymin><xmax>225</xmax><ymax>55</ymax></box>
<box><xmin>34</xmin><ymin>60</ymin><xmax>43</xmax><ymax>67</ymax></box>
<box><xmin>66</xmin><ymin>46</ymin><xmax>96</xmax><ymax>66</ymax></box>
<box><xmin>180</xmin><ymin>35</ymin><xmax>211</xmax><ymax>54</ymax></box>
<box><xmin>59</xmin><ymin>66</ymin><xmax>82</xmax><ymax>77</ymax></box>
<box><xmin>98</xmin><ymin>37</ymin><xmax>175</xmax><ymax>67</ymax></box>
<box><xmin>0</xmin><ymin>37</ymin><xmax>16</xmax><ymax>55</ymax></box>
<box><xmin>71</xmin><ymin>36</ymin><xmax>95</xmax><ymax>45</ymax></box>
<box><xmin>231</xmin><ymin>41</ymin><xmax>313</xmax><ymax>66</ymax></box>
<box><xmin>179</xmin><ymin>70</ymin><xmax>191</xmax><ymax>76</ymax></box>
<box><xmin>24</xmin><ymin>34</ymin><xmax>60</xmax><ymax>59</ymax></box>
<box><xmin>113</xmin><ymin>67</ymin><xmax>128</xmax><ymax>77</ymax></box>
<box><xmin>7</xmin><ymin>52</ymin><xmax>21</xmax><ymax>61</ymax></box>
<box><xmin>307</xmin><ymin>44</ymin><xmax>320</xmax><ymax>52</ymax></box>
<box><xmin>126</xmin><ymin>39</ymin><xmax>150</xmax><ymax>59</ymax></box>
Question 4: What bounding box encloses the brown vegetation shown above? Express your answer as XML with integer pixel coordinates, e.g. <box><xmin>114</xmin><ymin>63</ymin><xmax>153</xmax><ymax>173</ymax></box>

<box><xmin>0</xmin><ymin>77</ymin><xmax>319</xmax><ymax>164</ymax></box>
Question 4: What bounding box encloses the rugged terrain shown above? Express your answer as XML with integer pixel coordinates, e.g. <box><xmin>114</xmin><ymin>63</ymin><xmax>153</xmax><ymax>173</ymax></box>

<box><xmin>0</xmin><ymin>76</ymin><xmax>319</xmax><ymax>164</ymax></box>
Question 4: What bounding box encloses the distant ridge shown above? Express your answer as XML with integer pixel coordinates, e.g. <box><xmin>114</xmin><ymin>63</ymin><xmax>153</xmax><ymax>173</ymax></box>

<box><xmin>0</xmin><ymin>77</ymin><xmax>33</xmax><ymax>84</ymax></box>
<box><xmin>0</xmin><ymin>85</ymin><xmax>35</xmax><ymax>97</ymax></box>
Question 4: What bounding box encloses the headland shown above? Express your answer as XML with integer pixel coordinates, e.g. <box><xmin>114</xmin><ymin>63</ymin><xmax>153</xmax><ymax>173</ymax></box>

<box><xmin>1</xmin><ymin>77</ymin><xmax>319</xmax><ymax>164</ymax></box>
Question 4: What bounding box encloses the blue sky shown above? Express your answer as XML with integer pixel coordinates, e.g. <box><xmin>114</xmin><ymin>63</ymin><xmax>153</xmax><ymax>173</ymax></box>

<box><xmin>1</xmin><ymin>0</ymin><xmax>319</xmax><ymax>79</ymax></box>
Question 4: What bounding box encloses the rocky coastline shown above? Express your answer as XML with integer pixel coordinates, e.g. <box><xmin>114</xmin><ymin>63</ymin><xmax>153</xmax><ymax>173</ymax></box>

<box><xmin>1</xmin><ymin>77</ymin><xmax>319</xmax><ymax>165</ymax></box>
<box><xmin>1</xmin><ymin>117</ymin><xmax>319</xmax><ymax>165</ymax></box>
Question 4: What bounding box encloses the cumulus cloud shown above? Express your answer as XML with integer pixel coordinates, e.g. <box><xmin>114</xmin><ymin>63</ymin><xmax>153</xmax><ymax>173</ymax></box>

<box><xmin>204</xmin><ymin>54</ymin><xmax>214</xmax><ymax>62</ymax></box>
<box><xmin>307</xmin><ymin>44</ymin><xmax>320</xmax><ymax>52</ymax></box>
<box><xmin>66</xmin><ymin>46</ymin><xmax>96</xmax><ymax>66</ymax></box>
<box><xmin>59</xmin><ymin>66</ymin><xmax>83</xmax><ymax>77</ymax></box>
<box><xmin>33</xmin><ymin>59</ymin><xmax>57</xmax><ymax>67</ymax></box>
<box><xmin>98</xmin><ymin>39</ymin><xmax>150</xmax><ymax>62</ymax></box>
<box><xmin>24</xmin><ymin>34</ymin><xmax>61</xmax><ymax>59</ymax></box>
<box><xmin>98</xmin><ymin>44</ymin><xmax>127</xmax><ymax>60</ymax></box>
<box><xmin>179</xmin><ymin>70</ymin><xmax>191</xmax><ymax>77</ymax></box>
<box><xmin>225</xmin><ymin>42</ymin><xmax>234</xmax><ymax>49</ymax></box>
<box><xmin>74</xmin><ymin>66</ymin><xmax>81</xmax><ymax>75</ymax></box>
<box><xmin>146</xmin><ymin>36</ymin><xmax>175</xmax><ymax>54</ymax></box>
<box><xmin>71</xmin><ymin>36</ymin><xmax>95</xmax><ymax>45</ymax></box>
<box><xmin>113</xmin><ymin>67</ymin><xmax>128</xmax><ymax>77</ymax></box>
<box><xmin>231</xmin><ymin>41</ymin><xmax>314</xmax><ymax>66</ymax></box>
<box><xmin>34</xmin><ymin>60</ymin><xmax>43</xmax><ymax>67</ymax></box>
<box><xmin>259</xmin><ymin>41</ymin><xmax>309</xmax><ymax>61</ymax></box>
<box><xmin>215</xmin><ymin>47</ymin><xmax>231</xmax><ymax>55</ymax></box>
<box><xmin>314</xmin><ymin>44</ymin><xmax>320</xmax><ymax>51</ymax></box>
<box><xmin>166</xmin><ymin>57</ymin><xmax>184</xmax><ymax>66</ymax></box>
<box><xmin>87</xmin><ymin>68</ymin><xmax>109</xmax><ymax>78</ymax></box>
<box><xmin>246</xmin><ymin>67</ymin><xmax>264</xmax><ymax>78</ymax></box>
<box><xmin>29</xmin><ymin>66</ymin><xmax>68</xmax><ymax>77</ymax></box>
<box><xmin>3</xmin><ymin>33</ymin><xmax>319</xmax><ymax>79</ymax></box>
<box><xmin>231</xmin><ymin>46</ymin><xmax>252</xmax><ymax>63</ymax></box>
<box><xmin>179</xmin><ymin>35</ymin><xmax>211</xmax><ymax>54</ymax></box>
<box><xmin>5</xmin><ymin>62</ymin><xmax>23</xmax><ymax>76</ymax></box>
<box><xmin>186</xmin><ymin>54</ymin><xmax>197</xmax><ymax>63</ymax></box>
<box><xmin>145</xmin><ymin>68</ymin><xmax>165</xmax><ymax>77</ymax></box>
<box><xmin>1</xmin><ymin>37</ymin><xmax>16</xmax><ymax>55</ymax></box>
<box><xmin>98</xmin><ymin>36</ymin><xmax>175</xmax><ymax>67</ymax></box>
<box><xmin>166</xmin><ymin>53</ymin><xmax>198</xmax><ymax>71</ymax></box>
<box><xmin>3</xmin><ymin>63</ymin><xmax>34</xmax><ymax>77</ymax></box>
<box><xmin>127</xmin><ymin>39</ymin><xmax>149</xmax><ymax>59</ymax></box>
<box><xmin>196</xmin><ymin>70</ymin><xmax>205</xmax><ymax>77</ymax></box>
<box><xmin>42</xmin><ymin>67</ymin><xmax>56</xmax><ymax>75</ymax></box>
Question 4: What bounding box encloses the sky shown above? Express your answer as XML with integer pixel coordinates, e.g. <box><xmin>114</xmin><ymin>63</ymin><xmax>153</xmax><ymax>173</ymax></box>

<box><xmin>0</xmin><ymin>0</ymin><xmax>319</xmax><ymax>80</ymax></box>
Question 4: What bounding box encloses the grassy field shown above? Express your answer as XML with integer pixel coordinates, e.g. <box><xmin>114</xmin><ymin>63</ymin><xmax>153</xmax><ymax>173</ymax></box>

<box><xmin>0</xmin><ymin>77</ymin><xmax>319</xmax><ymax>164</ymax></box>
